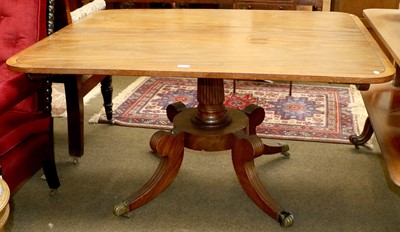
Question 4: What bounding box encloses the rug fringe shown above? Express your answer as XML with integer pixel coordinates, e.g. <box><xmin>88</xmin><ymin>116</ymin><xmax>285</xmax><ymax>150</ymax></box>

<box><xmin>347</xmin><ymin>84</ymin><xmax>373</xmax><ymax>148</ymax></box>
<box><xmin>88</xmin><ymin>113</ymin><xmax>102</xmax><ymax>124</ymax></box>
<box><xmin>52</xmin><ymin>83</ymin><xmax>101</xmax><ymax>117</ymax></box>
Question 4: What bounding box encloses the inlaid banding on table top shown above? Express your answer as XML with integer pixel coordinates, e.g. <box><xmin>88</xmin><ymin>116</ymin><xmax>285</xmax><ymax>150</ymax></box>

<box><xmin>5</xmin><ymin>8</ymin><xmax>397</xmax><ymax>227</ymax></box>
<box><xmin>6</xmin><ymin>9</ymin><xmax>395</xmax><ymax>84</ymax></box>
<box><xmin>363</xmin><ymin>9</ymin><xmax>400</xmax><ymax>65</ymax></box>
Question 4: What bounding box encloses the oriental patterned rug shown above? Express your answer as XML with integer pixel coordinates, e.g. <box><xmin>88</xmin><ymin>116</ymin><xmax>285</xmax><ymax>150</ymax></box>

<box><xmin>89</xmin><ymin>76</ymin><xmax>368</xmax><ymax>144</ymax></box>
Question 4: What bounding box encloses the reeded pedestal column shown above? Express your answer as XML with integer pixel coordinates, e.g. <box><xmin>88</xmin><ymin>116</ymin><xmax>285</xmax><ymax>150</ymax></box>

<box><xmin>192</xmin><ymin>78</ymin><xmax>231</xmax><ymax>128</ymax></box>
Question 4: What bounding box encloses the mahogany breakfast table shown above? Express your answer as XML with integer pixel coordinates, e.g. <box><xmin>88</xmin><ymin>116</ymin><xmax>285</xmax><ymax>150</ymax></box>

<box><xmin>6</xmin><ymin>9</ymin><xmax>395</xmax><ymax>227</ymax></box>
<box><xmin>350</xmin><ymin>9</ymin><xmax>400</xmax><ymax>186</ymax></box>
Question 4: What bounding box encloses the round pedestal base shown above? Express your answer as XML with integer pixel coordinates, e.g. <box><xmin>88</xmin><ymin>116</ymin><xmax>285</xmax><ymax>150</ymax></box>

<box><xmin>173</xmin><ymin>108</ymin><xmax>249</xmax><ymax>151</ymax></box>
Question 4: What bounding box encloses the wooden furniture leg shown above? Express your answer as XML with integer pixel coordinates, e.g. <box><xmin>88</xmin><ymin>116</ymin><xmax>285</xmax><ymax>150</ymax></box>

<box><xmin>232</xmin><ymin>131</ymin><xmax>294</xmax><ymax>227</ymax></box>
<box><xmin>63</xmin><ymin>75</ymin><xmax>113</xmax><ymax>158</ymax></box>
<box><xmin>113</xmin><ymin>129</ymin><xmax>185</xmax><ymax>216</ymax></box>
<box><xmin>100</xmin><ymin>76</ymin><xmax>114</xmax><ymax>122</ymax></box>
<box><xmin>349</xmin><ymin>117</ymin><xmax>374</xmax><ymax>148</ymax></box>
<box><xmin>52</xmin><ymin>1</ymin><xmax>114</xmax><ymax>159</ymax></box>
<box><xmin>113</xmin><ymin>78</ymin><xmax>293</xmax><ymax>227</ymax></box>
<box><xmin>63</xmin><ymin>76</ymin><xmax>83</xmax><ymax>158</ymax></box>
<box><xmin>349</xmin><ymin>63</ymin><xmax>398</xmax><ymax>149</ymax></box>
<box><xmin>242</xmin><ymin>104</ymin><xmax>290</xmax><ymax>157</ymax></box>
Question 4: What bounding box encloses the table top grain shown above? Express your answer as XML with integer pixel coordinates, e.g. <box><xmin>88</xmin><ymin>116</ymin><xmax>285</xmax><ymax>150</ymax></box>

<box><xmin>364</xmin><ymin>9</ymin><xmax>400</xmax><ymax>65</ymax></box>
<box><xmin>7</xmin><ymin>9</ymin><xmax>395</xmax><ymax>84</ymax></box>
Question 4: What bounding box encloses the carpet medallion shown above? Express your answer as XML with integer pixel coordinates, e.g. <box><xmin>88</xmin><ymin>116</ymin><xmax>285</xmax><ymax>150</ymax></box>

<box><xmin>89</xmin><ymin>76</ymin><xmax>367</xmax><ymax>144</ymax></box>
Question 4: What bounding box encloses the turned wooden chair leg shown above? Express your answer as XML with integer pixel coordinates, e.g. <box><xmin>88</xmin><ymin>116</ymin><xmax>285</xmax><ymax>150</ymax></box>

<box><xmin>100</xmin><ymin>75</ymin><xmax>113</xmax><ymax>121</ymax></box>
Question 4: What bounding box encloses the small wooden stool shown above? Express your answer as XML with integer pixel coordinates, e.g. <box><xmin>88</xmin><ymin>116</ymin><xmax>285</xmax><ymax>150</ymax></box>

<box><xmin>0</xmin><ymin>179</ymin><xmax>10</xmax><ymax>232</ymax></box>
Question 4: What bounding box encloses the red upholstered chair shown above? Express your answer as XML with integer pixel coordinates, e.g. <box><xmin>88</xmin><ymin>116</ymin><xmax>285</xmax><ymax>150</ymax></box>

<box><xmin>0</xmin><ymin>0</ymin><xmax>60</xmax><ymax>193</ymax></box>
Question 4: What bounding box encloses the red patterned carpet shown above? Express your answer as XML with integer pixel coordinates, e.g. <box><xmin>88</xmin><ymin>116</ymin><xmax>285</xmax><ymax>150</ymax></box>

<box><xmin>89</xmin><ymin>76</ymin><xmax>367</xmax><ymax>144</ymax></box>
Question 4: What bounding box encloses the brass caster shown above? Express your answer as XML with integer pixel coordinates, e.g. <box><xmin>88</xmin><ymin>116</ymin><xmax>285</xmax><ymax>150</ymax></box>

<box><xmin>348</xmin><ymin>135</ymin><xmax>360</xmax><ymax>149</ymax></box>
<box><xmin>72</xmin><ymin>157</ymin><xmax>79</xmax><ymax>165</ymax></box>
<box><xmin>113</xmin><ymin>202</ymin><xmax>130</xmax><ymax>217</ymax></box>
<box><xmin>278</xmin><ymin>211</ymin><xmax>294</xmax><ymax>227</ymax></box>
<box><xmin>49</xmin><ymin>189</ymin><xmax>57</xmax><ymax>197</ymax></box>
<box><xmin>278</xmin><ymin>142</ymin><xmax>290</xmax><ymax>159</ymax></box>
<box><xmin>281</xmin><ymin>151</ymin><xmax>290</xmax><ymax>159</ymax></box>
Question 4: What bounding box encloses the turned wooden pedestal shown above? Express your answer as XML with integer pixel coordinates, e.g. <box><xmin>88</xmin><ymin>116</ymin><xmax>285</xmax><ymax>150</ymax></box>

<box><xmin>113</xmin><ymin>78</ymin><xmax>293</xmax><ymax>227</ymax></box>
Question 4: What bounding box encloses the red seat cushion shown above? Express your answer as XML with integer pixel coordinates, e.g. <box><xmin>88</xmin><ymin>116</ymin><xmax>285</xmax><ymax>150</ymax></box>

<box><xmin>0</xmin><ymin>111</ymin><xmax>50</xmax><ymax>156</ymax></box>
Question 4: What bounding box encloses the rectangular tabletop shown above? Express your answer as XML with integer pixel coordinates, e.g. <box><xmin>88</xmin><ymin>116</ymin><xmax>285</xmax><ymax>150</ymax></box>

<box><xmin>7</xmin><ymin>9</ymin><xmax>395</xmax><ymax>84</ymax></box>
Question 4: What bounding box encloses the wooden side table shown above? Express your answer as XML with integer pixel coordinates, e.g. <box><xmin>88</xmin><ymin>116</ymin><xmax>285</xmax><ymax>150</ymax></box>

<box><xmin>349</xmin><ymin>9</ymin><xmax>400</xmax><ymax>186</ymax></box>
<box><xmin>0</xmin><ymin>179</ymin><xmax>10</xmax><ymax>232</ymax></box>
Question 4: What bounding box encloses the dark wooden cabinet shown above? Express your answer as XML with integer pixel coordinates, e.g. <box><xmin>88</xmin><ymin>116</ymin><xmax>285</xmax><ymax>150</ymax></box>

<box><xmin>235</xmin><ymin>0</ymin><xmax>295</xmax><ymax>10</ymax></box>
<box><xmin>331</xmin><ymin>0</ymin><xmax>398</xmax><ymax>57</ymax></box>
<box><xmin>104</xmin><ymin>0</ymin><xmax>326</xmax><ymax>9</ymax></box>
<box><xmin>234</xmin><ymin>0</ymin><xmax>324</xmax><ymax>11</ymax></box>
<box><xmin>332</xmin><ymin>0</ymin><xmax>398</xmax><ymax>18</ymax></box>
